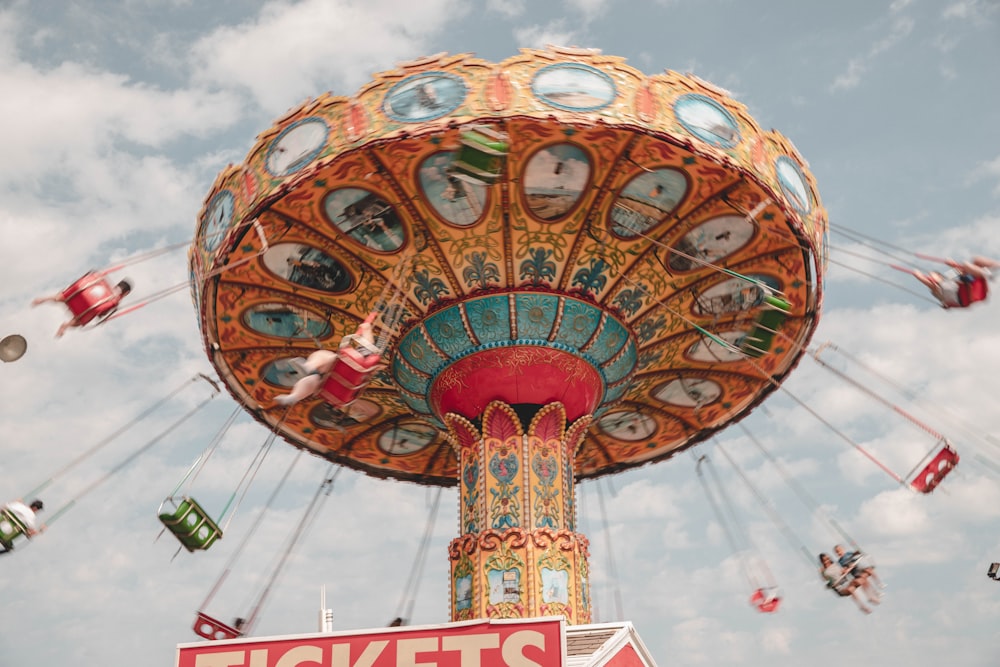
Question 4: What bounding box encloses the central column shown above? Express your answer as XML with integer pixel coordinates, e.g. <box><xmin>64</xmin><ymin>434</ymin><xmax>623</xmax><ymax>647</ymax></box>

<box><xmin>444</xmin><ymin>401</ymin><xmax>593</xmax><ymax>624</ymax></box>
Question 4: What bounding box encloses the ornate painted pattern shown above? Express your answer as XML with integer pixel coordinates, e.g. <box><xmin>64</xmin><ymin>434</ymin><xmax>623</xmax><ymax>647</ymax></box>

<box><xmin>192</xmin><ymin>46</ymin><xmax>827</xmax><ymax>485</ymax></box>
<box><xmin>446</xmin><ymin>401</ymin><xmax>589</xmax><ymax>622</ymax></box>
<box><xmin>394</xmin><ymin>293</ymin><xmax>636</xmax><ymax>424</ymax></box>
<box><xmin>448</xmin><ymin>527</ymin><xmax>591</xmax><ymax>624</ymax></box>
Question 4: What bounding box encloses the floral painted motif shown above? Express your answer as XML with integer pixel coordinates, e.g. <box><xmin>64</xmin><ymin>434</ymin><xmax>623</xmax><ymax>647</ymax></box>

<box><xmin>611</xmin><ymin>287</ymin><xmax>645</xmax><ymax>318</ymax></box>
<box><xmin>412</xmin><ymin>268</ymin><xmax>450</xmax><ymax>305</ymax></box>
<box><xmin>489</xmin><ymin>452</ymin><xmax>521</xmax><ymax>529</ymax></box>
<box><xmin>532</xmin><ymin>451</ymin><xmax>560</xmax><ymax>529</ymax></box>
<box><xmin>636</xmin><ymin>314</ymin><xmax>667</xmax><ymax>345</ymax></box>
<box><xmin>462</xmin><ymin>251</ymin><xmax>501</xmax><ymax>289</ymax></box>
<box><xmin>462</xmin><ymin>459</ymin><xmax>480</xmax><ymax>534</ymax></box>
<box><xmin>519</xmin><ymin>247</ymin><xmax>557</xmax><ymax>286</ymax></box>
<box><xmin>571</xmin><ymin>258</ymin><xmax>611</xmax><ymax>295</ymax></box>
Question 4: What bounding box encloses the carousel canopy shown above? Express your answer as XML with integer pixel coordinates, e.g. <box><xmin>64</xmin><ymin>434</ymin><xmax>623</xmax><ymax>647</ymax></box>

<box><xmin>191</xmin><ymin>47</ymin><xmax>827</xmax><ymax>485</ymax></box>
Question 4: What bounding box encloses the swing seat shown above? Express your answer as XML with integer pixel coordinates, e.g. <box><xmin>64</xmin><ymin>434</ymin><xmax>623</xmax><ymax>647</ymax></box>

<box><xmin>0</xmin><ymin>508</ymin><xmax>30</xmax><ymax>551</ymax></box>
<box><xmin>448</xmin><ymin>127</ymin><xmax>509</xmax><ymax>185</ymax></box>
<box><xmin>957</xmin><ymin>275</ymin><xmax>989</xmax><ymax>307</ymax></box>
<box><xmin>909</xmin><ymin>443</ymin><xmax>959</xmax><ymax>494</ymax></box>
<box><xmin>319</xmin><ymin>347</ymin><xmax>382</xmax><ymax>408</ymax></box>
<box><xmin>193</xmin><ymin>611</ymin><xmax>243</xmax><ymax>641</ymax></box>
<box><xmin>740</xmin><ymin>295</ymin><xmax>792</xmax><ymax>358</ymax></box>
<box><xmin>60</xmin><ymin>273</ymin><xmax>121</xmax><ymax>326</ymax></box>
<box><xmin>750</xmin><ymin>587</ymin><xmax>781</xmax><ymax>613</ymax></box>
<box><xmin>158</xmin><ymin>496</ymin><xmax>223</xmax><ymax>552</ymax></box>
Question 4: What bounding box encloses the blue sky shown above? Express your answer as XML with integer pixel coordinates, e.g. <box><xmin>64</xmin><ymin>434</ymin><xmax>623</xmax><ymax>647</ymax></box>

<box><xmin>1</xmin><ymin>1</ymin><xmax>999</xmax><ymax>665</ymax></box>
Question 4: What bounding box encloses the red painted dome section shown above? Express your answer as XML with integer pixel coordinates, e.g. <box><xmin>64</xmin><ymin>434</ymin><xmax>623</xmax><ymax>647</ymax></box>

<box><xmin>432</xmin><ymin>347</ymin><xmax>603</xmax><ymax>421</ymax></box>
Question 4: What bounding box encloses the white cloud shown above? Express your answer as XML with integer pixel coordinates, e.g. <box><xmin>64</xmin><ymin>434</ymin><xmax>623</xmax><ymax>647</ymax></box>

<box><xmin>760</xmin><ymin>625</ymin><xmax>794</xmax><ymax>654</ymax></box>
<box><xmin>486</xmin><ymin>0</ymin><xmax>526</xmax><ymax>19</ymax></box>
<box><xmin>0</xmin><ymin>55</ymin><xmax>239</xmax><ymax>181</ymax></box>
<box><xmin>189</xmin><ymin>0</ymin><xmax>469</xmax><ymax>114</ymax></box>
<box><xmin>857</xmin><ymin>488</ymin><xmax>931</xmax><ymax>537</ymax></box>
<box><xmin>871</xmin><ymin>16</ymin><xmax>915</xmax><ymax>56</ymax></box>
<box><xmin>931</xmin><ymin>32</ymin><xmax>960</xmax><ymax>53</ymax></box>
<box><xmin>830</xmin><ymin>11</ymin><xmax>914</xmax><ymax>91</ymax></box>
<box><xmin>564</xmin><ymin>0</ymin><xmax>609</xmax><ymax>20</ymax></box>
<box><xmin>971</xmin><ymin>155</ymin><xmax>1000</xmax><ymax>195</ymax></box>
<box><xmin>513</xmin><ymin>21</ymin><xmax>578</xmax><ymax>50</ymax></box>
<box><xmin>943</xmin><ymin>0</ymin><xmax>1000</xmax><ymax>23</ymax></box>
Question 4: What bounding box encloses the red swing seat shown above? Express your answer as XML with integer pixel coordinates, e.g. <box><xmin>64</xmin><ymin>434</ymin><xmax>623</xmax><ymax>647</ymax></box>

<box><xmin>909</xmin><ymin>443</ymin><xmax>959</xmax><ymax>494</ymax></box>
<box><xmin>750</xmin><ymin>587</ymin><xmax>781</xmax><ymax>613</ymax></box>
<box><xmin>318</xmin><ymin>336</ymin><xmax>382</xmax><ymax>408</ymax></box>
<box><xmin>193</xmin><ymin>611</ymin><xmax>243</xmax><ymax>641</ymax></box>
<box><xmin>60</xmin><ymin>273</ymin><xmax>122</xmax><ymax>326</ymax></box>
<box><xmin>957</xmin><ymin>275</ymin><xmax>989</xmax><ymax>307</ymax></box>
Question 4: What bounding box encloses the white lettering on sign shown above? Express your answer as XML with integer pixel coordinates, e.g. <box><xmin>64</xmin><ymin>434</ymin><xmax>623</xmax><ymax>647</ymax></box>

<box><xmin>502</xmin><ymin>630</ymin><xmax>546</xmax><ymax>667</ymax></box>
<box><xmin>275</xmin><ymin>645</ymin><xmax>323</xmax><ymax>667</ymax></box>
<box><xmin>440</xmin><ymin>633</ymin><xmax>500</xmax><ymax>667</ymax></box>
<box><xmin>181</xmin><ymin>620</ymin><xmax>561</xmax><ymax>667</ymax></box>
<box><xmin>330</xmin><ymin>639</ymin><xmax>389</xmax><ymax>667</ymax></box>
<box><xmin>195</xmin><ymin>652</ymin><xmax>244</xmax><ymax>667</ymax></box>
<box><xmin>396</xmin><ymin>637</ymin><xmax>438</xmax><ymax>667</ymax></box>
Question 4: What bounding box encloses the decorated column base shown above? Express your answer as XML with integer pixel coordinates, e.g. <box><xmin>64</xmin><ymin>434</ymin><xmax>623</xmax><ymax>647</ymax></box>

<box><xmin>449</xmin><ymin>528</ymin><xmax>591</xmax><ymax>624</ymax></box>
<box><xmin>444</xmin><ymin>401</ymin><xmax>593</xmax><ymax>624</ymax></box>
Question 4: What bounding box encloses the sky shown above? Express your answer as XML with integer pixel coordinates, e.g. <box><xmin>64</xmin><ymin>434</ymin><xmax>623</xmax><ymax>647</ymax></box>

<box><xmin>1</xmin><ymin>0</ymin><xmax>999</xmax><ymax>665</ymax></box>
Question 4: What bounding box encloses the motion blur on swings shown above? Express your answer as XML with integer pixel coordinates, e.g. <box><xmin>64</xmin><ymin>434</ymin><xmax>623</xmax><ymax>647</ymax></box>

<box><xmin>32</xmin><ymin>270</ymin><xmax>133</xmax><ymax>337</ymax></box>
<box><xmin>0</xmin><ymin>499</ymin><xmax>45</xmax><ymax>554</ymax></box>
<box><xmin>272</xmin><ymin>313</ymin><xmax>382</xmax><ymax>410</ymax></box>
<box><xmin>894</xmin><ymin>255</ymin><xmax>1000</xmax><ymax>310</ymax></box>
<box><xmin>819</xmin><ymin>552</ymin><xmax>881</xmax><ymax>615</ymax></box>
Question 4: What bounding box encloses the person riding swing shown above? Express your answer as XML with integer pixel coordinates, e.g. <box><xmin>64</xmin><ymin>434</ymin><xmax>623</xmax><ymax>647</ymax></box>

<box><xmin>32</xmin><ymin>270</ymin><xmax>133</xmax><ymax>337</ymax></box>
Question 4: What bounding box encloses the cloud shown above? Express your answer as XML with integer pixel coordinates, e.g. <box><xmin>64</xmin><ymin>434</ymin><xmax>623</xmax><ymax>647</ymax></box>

<box><xmin>857</xmin><ymin>488</ymin><xmax>931</xmax><ymax>537</ymax></box>
<box><xmin>188</xmin><ymin>0</ymin><xmax>469</xmax><ymax>114</ymax></box>
<box><xmin>872</xmin><ymin>15</ymin><xmax>915</xmax><ymax>56</ymax></box>
<box><xmin>760</xmin><ymin>626</ymin><xmax>794</xmax><ymax>655</ymax></box>
<box><xmin>564</xmin><ymin>0</ymin><xmax>609</xmax><ymax>20</ymax></box>
<box><xmin>939</xmin><ymin>63</ymin><xmax>958</xmax><ymax>79</ymax></box>
<box><xmin>0</xmin><ymin>52</ymin><xmax>240</xmax><ymax>183</ymax></box>
<box><xmin>830</xmin><ymin>59</ymin><xmax>866</xmax><ymax>93</ymax></box>
<box><xmin>970</xmin><ymin>155</ymin><xmax>1000</xmax><ymax>195</ymax></box>
<box><xmin>513</xmin><ymin>21</ymin><xmax>578</xmax><ymax>50</ymax></box>
<box><xmin>829</xmin><ymin>13</ymin><xmax>915</xmax><ymax>91</ymax></box>
<box><xmin>943</xmin><ymin>0</ymin><xmax>1000</xmax><ymax>23</ymax></box>
<box><xmin>485</xmin><ymin>0</ymin><xmax>526</xmax><ymax>18</ymax></box>
<box><xmin>931</xmin><ymin>32</ymin><xmax>961</xmax><ymax>53</ymax></box>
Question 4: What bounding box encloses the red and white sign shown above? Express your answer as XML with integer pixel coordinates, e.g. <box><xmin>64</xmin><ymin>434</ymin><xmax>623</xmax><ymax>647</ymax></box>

<box><xmin>176</xmin><ymin>617</ymin><xmax>566</xmax><ymax>667</ymax></box>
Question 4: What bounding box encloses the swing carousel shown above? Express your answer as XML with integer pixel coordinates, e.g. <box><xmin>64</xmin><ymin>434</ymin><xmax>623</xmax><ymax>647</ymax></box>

<box><xmin>189</xmin><ymin>47</ymin><xmax>829</xmax><ymax>626</ymax></box>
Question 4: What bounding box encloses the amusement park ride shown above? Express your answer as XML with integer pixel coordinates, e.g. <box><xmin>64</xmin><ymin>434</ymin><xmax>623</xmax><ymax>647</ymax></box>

<box><xmin>181</xmin><ymin>45</ymin><xmax>829</xmax><ymax>662</ymax></box>
<box><xmin>7</xmin><ymin>46</ymin><xmax>973</xmax><ymax>665</ymax></box>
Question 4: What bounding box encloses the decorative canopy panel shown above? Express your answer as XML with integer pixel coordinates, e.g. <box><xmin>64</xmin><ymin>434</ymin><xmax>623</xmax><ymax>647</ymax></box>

<box><xmin>191</xmin><ymin>47</ymin><xmax>828</xmax><ymax>486</ymax></box>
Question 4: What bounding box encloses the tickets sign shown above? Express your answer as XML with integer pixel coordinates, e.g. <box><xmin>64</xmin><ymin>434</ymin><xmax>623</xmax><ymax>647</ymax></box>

<box><xmin>176</xmin><ymin>617</ymin><xmax>566</xmax><ymax>667</ymax></box>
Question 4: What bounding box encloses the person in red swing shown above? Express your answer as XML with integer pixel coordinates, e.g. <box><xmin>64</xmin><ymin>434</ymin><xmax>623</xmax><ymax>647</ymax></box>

<box><xmin>32</xmin><ymin>270</ymin><xmax>133</xmax><ymax>337</ymax></box>
<box><xmin>273</xmin><ymin>314</ymin><xmax>380</xmax><ymax>407</ymax></box>
<box><xmin>897</xmin><ymin>256</ymin><xmax>1000</xmax><ymax>310</ymax></box>
<box><xmin>749</xmin><ymin>587</ymin><xmax>781</xmax><ymax>613</ymax></box>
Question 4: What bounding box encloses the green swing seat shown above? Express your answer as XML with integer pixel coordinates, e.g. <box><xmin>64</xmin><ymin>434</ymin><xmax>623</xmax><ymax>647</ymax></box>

<box><xmin>158</xmin><ymin>496</ymin><xmax>223</xmax><ymax>552</ymax></box>
<box><xmin>0</xmin><ymin>508</ymin><xmax>30</xmax><ymax>551</ymax></box>
<box><xmin>448</xmin><ymin>127</ymin><xmax>509</xmax><ymax>185</ymax></box>
<box><xmin>740</xmin><ymin>295</ymin><xmax>792</xmax><ymax>358</ymax></box>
